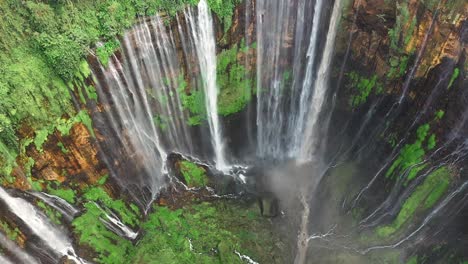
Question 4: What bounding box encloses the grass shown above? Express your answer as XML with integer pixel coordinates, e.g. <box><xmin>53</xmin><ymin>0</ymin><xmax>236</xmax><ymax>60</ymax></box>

<box><xmin>82</xmin><ymin>186</ymin><xmax>140</xmax><ymax>227</ymax></box>
<box><xmin>73</xmin><ymin>202</ymin><xmax>134</xmax><ymax>264</ymax></box>
<box><xmin>406</xmin><ymin>256</ymin><xmax>418</xmax><ymax>264</ymax></box>
<box><xmin>377</xmin><ymin>167</ymin><xmax>451</xmax><ymax>237</ymax></box>
<box><xmin>72</xmin><ymin>188</ymin><xmax>285</xmax><ymax>264</ymax></box>
<box><xmin>179</xmin><ymin>161</ymin><xmax>209</xmax><ymax>188</ymax></box>
<box><xmin>435</xmin><ymin>110</ymin><xmax>445</xmax><ymax>120</ymax></box>
<box><xmin>386</xmin><ymin>124</ymin><xmax>430</xmax><ymax>180</ymax></box>
<box><xmin>132</xmin><ymin>201</ymin><xmax>283</xmax><ymax>264</ymax></box>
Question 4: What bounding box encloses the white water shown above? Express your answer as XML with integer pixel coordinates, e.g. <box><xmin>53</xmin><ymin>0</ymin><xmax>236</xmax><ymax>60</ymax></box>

<box><xmin>0</xmin><ymin>232</ymin><xmax>39</xmax><ymax>264</ymax></box>
<box><xmin>29</xmin><ymin>192</ymin><xmax>79</xmax><ymax>222</ymax></box>
<box><xmin>293</xmin><ymin>0</ymin><xmax>343</xmax><ymax>263</ymax></box>
<box><xmin>94</xmin><ymin>1</ymin><xmax>233</xmax><ymax>206</ymax></box>
<box><xmin>255</xmin><ymin>0</ymin><xmax>340</xmax><ymax>161</ymax></box>
<box><xmin>0</xmin><ymin>187</ymin><xmax>84</xmax><ymax>263</ymax></box>
<box><xmin>96</xmin><ymin>56</ymin><xmax>166</xmax><ymax>202</ymax></box>
<box><xmin>235</xmin><ymin>250</ymin><xmax>259</xmax><ymax>264</ymax></box>
<box><xmin>185</xmin><ymin>0</ymin><xmax>227</xmax><ymax>170</ymax></box>
<box><xmin>95</xmin><ymin>1</ymin><xmax>230</xmax><ymax>205</ymax></box>
<box><xmin>0</xmin><ymin>254</ymin><xmax>13</xmax><ymax>264</ymax></box>
<box><xmin>299</xmin><ymin>0</ymin><xmax>343</xmax><ymax>161</ymax></box>
<box><xmin>289</xmin><ymin>0</ymin><xmax>324</xmax><ymax>156</ymax></box>
<box><xmin>96</xmin><ymin>203</ymin><xmax>138</xmax><ymax>240</ymax></box>
<box><xmin>255</xmin><ymin>0</ymin><xmax>295</xmax><ymax>158</ymax></box>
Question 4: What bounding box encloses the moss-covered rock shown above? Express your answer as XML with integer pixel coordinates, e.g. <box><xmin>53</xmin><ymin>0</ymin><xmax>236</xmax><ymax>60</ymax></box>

<box><xmin>179</xmin><ymin>161</ymin><xmax>209</xmax><ymax>188</ymax></box>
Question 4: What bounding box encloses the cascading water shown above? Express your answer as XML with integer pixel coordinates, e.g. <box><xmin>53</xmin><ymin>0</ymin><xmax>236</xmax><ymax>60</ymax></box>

<box><xmin>0</xmin><ymin>0</ymin><xmax>466</xmax><ymax>263</ymax></box>
<box><xmin>288</xmin><ymin>0</ymin><xmax>324</xmax><ymax>157</ymax></box>
<box><xmin>0</xmin><ymin>187</ymin><xmax>84</xmax><ymax>263</ymax></box>
<box><xmin>255</xmin><ymin>0</ymin><xmax>297</xmax><ymax>159</ymax></box>
<box><xmin>93</xmin><ymin>0</ymin><xmax>228</xmax><ymax>206</ymax></box>
<box><xmin>298</xmin><ymin>0</ymin><xmax>342</xmax><ymax>161</ymax></box>
<box><xmin>28</xmin><ymin>192</ymin><xmax>79</xmax><ymax>222</ymax></box>
<box><xmin>254</xmin><ymin>0</ymin><xmax>339</xmax><ymax>161</ymax></box>
<box><xmin>184</xmin><ymin>0</ymin><xmax>228</xmax><ymax>170</ymax></box>
<box><xmin>0</xmin><ymin>232</ymin><xmax>39</xmax><ymax>264</ymax></box>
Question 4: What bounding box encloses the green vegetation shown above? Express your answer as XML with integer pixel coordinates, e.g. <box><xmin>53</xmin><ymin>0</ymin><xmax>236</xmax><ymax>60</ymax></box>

<box><xmin>73</xmin><ymin>202</ymin><xmax>135</xmax><ymax>264</ymax></box>
<box><xmin>387</xmin><ymin>55</ymin><xmax>410</xmax><ymax>79</ymax></box>
<box><xmin>153</xmin><ymin>115</ymin><xmax>169</xmax><ymax>131</ymax></box>
<box><xmin>179</xmin><ymin>161</ymin><xmax>209</xmax><ymax>187</ymax></box>
<box><xmin>217</xmin><ymin>41</ymin><xmax>255</xmax><ymax>116</ymax></box>
<box><xmin>178</xmin><ymin>39</ymin><xmax>255</xmax><ymax>125</ymax></box>
<box><xmin>386</xmin><ymin>133</ymin><xmax>398</xmax><ymax>148</ymax></box>
<box><xmin>386</xmin><ymin>124</ymin><xmax>431</xmax><ymax>181</ymax></box>
<box><xmin>386</xmin><ymin>108</ymin><xmax>446</xmax><ymax>183</ymax></box>
<box><xmin>427</xmin><ymin>134</ymin><xmax>436</xmax><ymax>150</ymax></box>
<box><xmin>0</xmin><ymin>0</ymin><xmax>242</xmax><ymax>183</ymax></box>
<box><xmin>448</xmin><ymin>68</ymin><xmax>460</xmax><ymax>89</ymax></box>
<box><xmin>72</xmin><ymin>183</ymin><xmax>141</xmax><ymax>263</ymax></box>
<box><xmin>34</xmin><ymin>130</ymin><xmax>50</xmax><ymax>153</ymax></box>
<box><xmin>33</xmin><ymin>109</ymin><xmax>95</xmax><ymax>154</ymax></box>
<box><xmin>37</xmin><ymin>200</ymin><xmax>62</xmax><ymax>225</ymax></box>
<box><xmin>435</xmin><ymin>110</ymin><xmax>445</xmax><ymax>120</ymax></box>
<box><xmin>74</xmin><ymin>195</ymin><xmax>285</xmax><ymax>264</ymax></box>
<box><xmin>132</xmin><ymin>201</ymin><xmax>282</xmax><ymax>263</ymax></box>
<box><xmin>57</xmin><ymin>142</ymin><xmax>69</xmax><ymax>154</ymax></box>
<box><xmin>386</xmin><ymin>2</ymin><xmax>416</xmax><ymax>80</ymax></box>
<box><xmin>97</xmin><ymin>174</ymin><xmax>110</xmax><ymax>186</ymax></box>
<box><xmin>177</xmin><ymin>75</ymin><xmax>208</xmax><ymax>126</ymax></box>
<box><xmin>406</xmin><ymin>256</ymin><xmax>418</xmax><ymax>264</ymax></box>
<box><xmin>96</xmin><ymin>39</ymin><xmax>121</xmax><ymax>67</ymax></box>
<box><xmin>207</xmin><ymin>0</ymin><xmax>241</xmax><ymax>32</ymax></box>
<box><xmin>377</xmin><ymin>167</ymin><xmax>451</xmax><ymax>237</ymax></box>
<box><xmin>47</xmin><ymin>182</ymin><xmax>77</xmax><ymax>204</ymax></box>
<box><xmin>347</xmin><ymin>72</ymin><xmax>383</xmax><ymax>107</ymax></box>
<box><xmin>82</xmin><ymin>186</ymin><xmax>140</xmax><ymax>227</ymax></box>
<box><xmin>0</xmin><ymin>221</ymin><xmax>20</xmax><ymax>242</ymax></box>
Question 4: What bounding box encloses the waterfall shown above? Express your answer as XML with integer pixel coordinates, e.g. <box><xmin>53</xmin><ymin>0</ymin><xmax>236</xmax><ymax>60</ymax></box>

<box><xmin>95</xmin><ymin>55</ymin><xmax>166</xmax><ymax>204</ymax></box>
<box><xmin>95</xmin><ymin>203</ymin><xmax>138</xmax><ymax>240</ymax></box>
<box><xmin>255</xmin><ymin>0</ymin><xmax>295</xmax><ymax>159</ymax></box>
<box><xmin>0</xmin><ymin>232</ymin><xmax>39</xmax><ymax>264</ymax></box>
<box><xmin>0</xmin><ymin>187</ymin><xmax>84</xmax><ymax>263</ymax></box>
<box><xmin>254</xmin><ymin>0</ymin><xmax>339</xmax><ymax>161</ymax></box>
<box><xmin>299</xmin><ymin>0</ymin><xmax>343</xmax><ymax>161</ymax></box>
<box><xmin>29</xmin><ymin>192</ymin><xmax>79</xmax><ymax>222</ymax></box>
<box><xmin>185</xmin><ymin>0</ymin><xmax>227</xmax><ymax>170</ymax></box>
<box><xmin>253</xmin><ymin>0</ymin><xmax>344</xmax><ymax>262</ymax></box>
<box><xmin>289</xmin><ymin>0</ymin><xmax>324</xmax><ymax>156</ymax></box>
<box><xmin>94</xmin><ymin>0</ymin><xmax>230</xmax><ymax>205</ymax></box>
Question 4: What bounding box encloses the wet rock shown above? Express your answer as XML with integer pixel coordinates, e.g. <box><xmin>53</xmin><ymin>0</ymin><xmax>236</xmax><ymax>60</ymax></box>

<box><xmin>59</xmin><ymin>256</ymin><xmax>78</xmax><ymax>264</ymax></box>
<box><xmin>257</xmin><ymin>192</ymin><xmax>279</xmax><ymax>218</ymax></box>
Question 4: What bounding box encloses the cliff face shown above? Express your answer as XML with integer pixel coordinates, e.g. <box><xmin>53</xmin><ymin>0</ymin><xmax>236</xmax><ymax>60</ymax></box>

<box><xmin>26</xmin><ymin>123</ymin><xmax>105</xmax><ymax>186</ymax></box>
<box><xmin>1</xmin><ymin>0</ymin><xmax>465</xmax><ymax>195</ymax></box>
<box><xmin>339</xmin><ymin>0</ymin><xmax>466</xmax><ymax>102</ymax></box>
<box><xmin>0</xmin><ymin>0</ymin><xmax>467</xmax><ymax>263</ymax></box>
<box><xmin>325</xmin><ymin>0</ymin><xmax>467</xmax><ymax>261</ymax></box>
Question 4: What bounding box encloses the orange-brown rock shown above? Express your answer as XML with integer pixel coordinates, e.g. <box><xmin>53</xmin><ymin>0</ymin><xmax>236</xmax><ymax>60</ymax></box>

<box><xmin>343</xmin><ymin>0</ymin><xmax>467</xmax><ymax>92</ymax></box>
<box><xmin>26</xmin><ymin>123</ymin><xmax>107</xmax><ymax>187</ymax></box>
